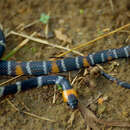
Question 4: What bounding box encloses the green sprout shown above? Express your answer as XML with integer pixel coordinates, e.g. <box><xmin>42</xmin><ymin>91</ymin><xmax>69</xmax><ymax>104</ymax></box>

<box><xmin>79</xmin><ymin>9</ymin><xmax>84</xmax><ymax>14</ymax></box>
<box><xmin>40</xmin><ymin>13</ymin><xmax>50</xmax><ymax>24</ymax></box>
<box><xmin>56</xmin><ymin>84</ymin><xmax>62</xmax><ymax>90</ymax></box>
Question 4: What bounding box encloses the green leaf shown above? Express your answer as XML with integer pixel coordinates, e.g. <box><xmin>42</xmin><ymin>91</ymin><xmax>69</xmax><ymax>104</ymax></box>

<box><xmin>56</xmin><ymin>85</ymin><xmax>62</xmax><ymax>90</ymax></box>
<box><xmin>40</xmin><ymin>13</ymin><xmax>50</xmax><ymax>24</ymax></box>
<box><xmin>79</xmin><ymin>9</ymin><xmax>84</xmax><ymax>14</ymax></box>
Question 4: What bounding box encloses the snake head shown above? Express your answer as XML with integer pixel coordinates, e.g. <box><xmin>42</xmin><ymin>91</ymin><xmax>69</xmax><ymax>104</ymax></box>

<box><xmin>62</xmin><ymin>88</ymin><xmax>78</xmax><ymax>109</ymax></box>
<box><xmin>67</xmin><ymin>94</ymin><xmax>78</xmax><ymax>109</ymax></box>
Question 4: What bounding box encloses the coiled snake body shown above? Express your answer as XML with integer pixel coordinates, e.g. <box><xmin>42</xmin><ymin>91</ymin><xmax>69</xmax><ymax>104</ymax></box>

<box><xmin>0</xmin><ymin>29</ymin><xmax>129</xmax><ymax>109</ymax></box>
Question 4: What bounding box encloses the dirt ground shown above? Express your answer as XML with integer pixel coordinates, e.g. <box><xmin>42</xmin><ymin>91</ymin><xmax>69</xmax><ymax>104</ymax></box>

<box><xmin>0</xmin><ymin>0</ymin><xmax>130</xmax><ymax>130</ymax></box>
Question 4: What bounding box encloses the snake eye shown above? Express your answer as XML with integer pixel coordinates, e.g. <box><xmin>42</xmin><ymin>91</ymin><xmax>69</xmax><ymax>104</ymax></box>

<box><xmin>67</xmin><ymin>100</ymin><xmax>78</xmax><ymax>109</ymax></box>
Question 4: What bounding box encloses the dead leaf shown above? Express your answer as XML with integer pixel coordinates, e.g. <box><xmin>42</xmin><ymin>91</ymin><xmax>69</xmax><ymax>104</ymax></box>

<box><xmin>54</xmin><ymin>28</ymin><xmax>72</xmax><ymax>44</ymax></box>
<box><xmin>78</xmin><ymin>101</ymin><xmax>130</xmax><ymax>128</ymax></box>
<box><xmin>78</xmin><ymin>102</ymin><xmax>100</xmax><ymax>130</ymax></box>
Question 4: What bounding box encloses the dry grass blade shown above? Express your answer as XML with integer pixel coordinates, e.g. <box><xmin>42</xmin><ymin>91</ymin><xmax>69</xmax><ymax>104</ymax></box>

<box><xmin>6</xmin><ymin>98</ymin><xmax>55</xmax><ymax>122</ymax></box>
<box><xmin>3</xmin><ymin>32</ymin><xmax>37</xmax><ymax>60</ymax></box>
<box><xmin>6</xmin><ymin>98</ymin><xmax>19</xmax><ymax>111</ymax></box>
<box><xmin>71</xmin><ymin>75</ymin><xmax>78</xmax><ymax>86</ymax></box>
<box><xmin>57</xmin><ymin>23</ymin><xmax>130</xmax><ymax>57</ymax></box>
<box><xmin>23</xmin><ymin>111</ymin><xmax>56</xmax><ymax>122</ymax></box>
<box><xmin>10</xmin><ymin>31</ymin><xmax>83</xmax><ymax>56</ymax></box>
<box><xmin>20</xmin><ymin>20</ymin><xmax>39</xmax><ymax>31</ymax></box>
<box><xmin>52</xmin><ymin>85</ymin><xmax>56</xmax><ymax>104</ymax></box>
<box><xmin>0</xmin><ymin>75</ymin><xmax>22</xmax><ymax>87</ymax></box>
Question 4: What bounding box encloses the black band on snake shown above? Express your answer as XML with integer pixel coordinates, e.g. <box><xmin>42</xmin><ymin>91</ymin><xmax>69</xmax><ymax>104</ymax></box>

<box><xmin>0</xmin><ymin>29</ymin><xmax>129</xmax><ymax>109</ymax></box>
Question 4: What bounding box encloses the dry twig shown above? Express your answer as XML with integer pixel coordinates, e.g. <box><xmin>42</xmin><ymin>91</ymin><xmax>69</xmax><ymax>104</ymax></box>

<box><xmin>6</xmin><ymin>98</ymin><xmax>55</xmax><ymax>122</ymax></box>
<box><xmin>10</xmin><ymin>31</ymin><xmax>83</xmax><ymax>56</ymax></box>
<box><xmin>79</xmin><ymin>102</ymin><xmax>130</xmax><ymax>128</ymax></box>
<box><xmin>57</xmin><ymin>23</ymin><xmax>130</xmax><ymax>57</ymax></box>
<box><xmin>0</xmin><ymin>75</ymin><xmax>22</xmax><ymax>87</ymax></box>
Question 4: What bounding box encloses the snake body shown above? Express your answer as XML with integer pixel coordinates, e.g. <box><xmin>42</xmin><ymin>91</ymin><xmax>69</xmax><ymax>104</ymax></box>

<box><xmin>0</xmin><ymin>29</ymin><xmax>129</xmax><ymax>109</ymax></box>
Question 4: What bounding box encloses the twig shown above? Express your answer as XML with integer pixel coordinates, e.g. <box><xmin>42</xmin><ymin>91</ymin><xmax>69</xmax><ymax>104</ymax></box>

<box><xmin>0</xmin><ymin>75</ymin><xmax>22</xmax><ymax>87</ymax></box>
<box><xmin>2</xmin><ymin>32</ymin><xmax>37</xmax><ymax>60</ymax></box>
<box><xmin>20</xmin><ymin>20</ymin><xmax>39</xmax><ymax>31</ymax></box>
<box><xmin>6</xmin><ymin>98</ymin><xmax>55</xmax><ymax>122</ymax></box>
<box><xmin>71</xmin><ymin>75</ymin><xmax>79</xmax><ymax>86</ymax></box>
<box><xmin>57</xmin><ymin>23</ymin><xmax>130</xmax><ymax>57</ymax></box>
<box><xmin>6</xmin><ymin>98</ymin><xmax>19</xmax><ymax>111</ymax></box>
<box><xmin>79</xmin><ymin>102</ymin><xmax>130</xmax><ymax>128</ymax></box>
<box><xmin>21</xmin><ymin>102</ymin><xmax>30</xmax><ymax>111</ymax></box>
<box><xmin>70</xmin><ymin>70</ymin><xmax>82</xmax><ymax>86</ymax></box>
<box><xmin>10</xmin><ymin>31</ymin><xmax>83</xmax><ymax>56</ymax></box>
<box><xmin>52</xmin><ymin>85</ymin><xmax>57</xmax><ymax>104</ymax></box>
<box><xmin>22</xmin><ymin>111</ymin><xmax>56</xmax><ymax>122</ymax></box>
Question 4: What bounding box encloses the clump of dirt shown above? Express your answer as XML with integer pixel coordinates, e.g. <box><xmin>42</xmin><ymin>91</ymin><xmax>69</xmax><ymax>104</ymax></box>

<box><xmin>0</xmin><ymin>0</ymin><xmax>130</xmax><ymax>129</ymax></box>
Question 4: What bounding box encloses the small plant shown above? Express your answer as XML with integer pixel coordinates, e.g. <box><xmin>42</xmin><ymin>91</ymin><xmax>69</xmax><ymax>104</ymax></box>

<box><xmin>40</xmin><ymin>13</ymin><xmax>50</xmax><ymax>24</ymax></box>
<box><xmin>57</xmin><ymin>85</ymin><xmax>62</xmax><ymax>90</ymax></box>
<box><xmin>79</xmin><ymin>9</ymin><xmax>84</xmax><ymax>14</ymax></box>
<box><xmin>40</xmin><ymin>13</ymin><xmax>51</xmax><ymax>38</ymax></box>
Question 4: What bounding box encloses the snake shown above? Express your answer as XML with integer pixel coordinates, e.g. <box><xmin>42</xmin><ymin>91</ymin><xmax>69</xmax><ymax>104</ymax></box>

<box><xmin>0</xmin><ymin>29</ymin><xmax>129</xmax><ymax>109</ymax></box>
